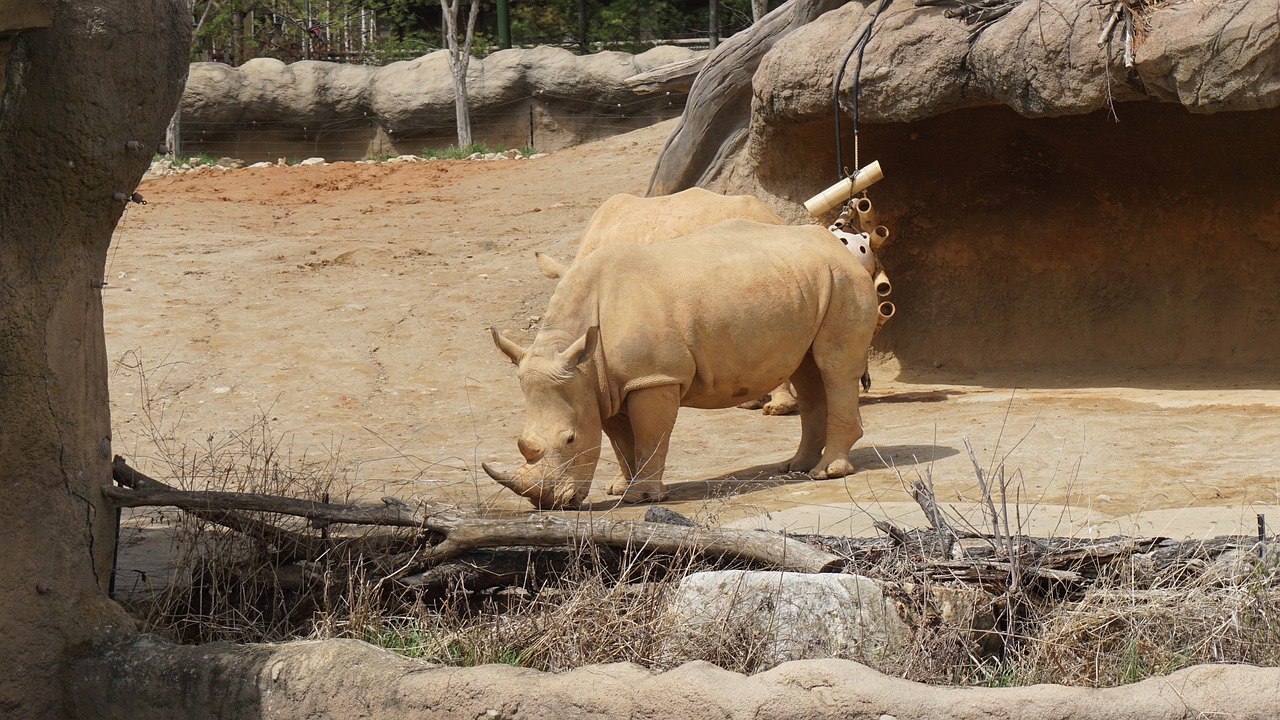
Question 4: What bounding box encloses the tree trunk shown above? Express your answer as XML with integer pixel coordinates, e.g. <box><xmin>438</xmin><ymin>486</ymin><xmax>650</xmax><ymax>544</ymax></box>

<box><xmin>0</xmin><ymin>1</ymin><xmax>190</xmax><ymax>717</ymax></box>
<box><xmin>451</xmin><ymin>66</ymin><xmax>473</xmax><ymax>147</ymax></box>
<box><xmin>709</xmin><ymin>0</ymin><xmax>720</xmax><ymax>49</ymax></box>
<box><xmin>166</xmin><ymin>108</ymin><xmax>182</xmax><ymax>158</ymax></box>
<box><xmin>440</xmin><ymin>0</ymin><xmax>480</xmax><ymax>148</ymax></box>
<box><xmin>752</xmin><ymin>0</ymin><xmax>769</xmax><ymax>22</ymax></box>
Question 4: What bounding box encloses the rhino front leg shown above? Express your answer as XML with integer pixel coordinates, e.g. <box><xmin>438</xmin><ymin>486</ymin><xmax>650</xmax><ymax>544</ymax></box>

<box><xmin>615</xmin><ymin>384</ymin><xmax>679</xmax><ymax>503</ymax></box>
<box><xmin>602</xmin><ymin>414</ymin><xmax>637</xmax><ymax>497</ymax></box>
<box><xmin>780</xmin><ymin>355</ymin><xmax>826</xmax><ymax>473</ymax></box>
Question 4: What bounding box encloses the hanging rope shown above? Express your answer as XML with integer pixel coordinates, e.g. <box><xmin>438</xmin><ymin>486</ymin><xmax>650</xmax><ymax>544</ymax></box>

<box><xmin>832</xmin><ymin>0</ymin><xmax>893</xmax><ymax>182</ymax></box>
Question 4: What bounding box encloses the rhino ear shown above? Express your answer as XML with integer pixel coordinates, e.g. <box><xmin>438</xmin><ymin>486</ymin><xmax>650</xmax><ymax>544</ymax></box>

<box><xmin>557</xmin><ymin>326</ymin><xmax>598</xmax><ymax>369</ymax></box>
<box><xmin>491</xmin><ymin>327</ymin><xmax>526</xmax><ymax>365</ymax></box>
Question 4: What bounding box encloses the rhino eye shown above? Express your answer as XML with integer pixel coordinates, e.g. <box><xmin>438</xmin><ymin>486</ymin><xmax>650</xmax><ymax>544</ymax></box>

<box><xmin>565</xmin><ymin>433</ymin><xmax>576</xmax><ymax>446</ymax></box>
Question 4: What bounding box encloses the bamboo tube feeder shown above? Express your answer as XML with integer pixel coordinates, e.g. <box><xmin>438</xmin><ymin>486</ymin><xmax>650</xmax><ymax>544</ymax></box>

<box><xmin>873</xmin><ymin>270</ymin><xmax>892</xmax><ymax>297</ymax></box>
<box><xmin>870</xmin><ymin>224</ymin><xmax>890</xmax><ymax>251</ymax></box>
<box><xmin>852</xmin><ymin>196</ymin><xmax>875</xmax><ymax>232</ymax></box>
<box><xmin>804</xmin><ymin>161</ymin><xmax>884</xmax><ymax>218</ymax></box>
<box><xmin>877</xmin><ymin>300</ymin><xmax>895</xmax><ymax>331</ymax></box>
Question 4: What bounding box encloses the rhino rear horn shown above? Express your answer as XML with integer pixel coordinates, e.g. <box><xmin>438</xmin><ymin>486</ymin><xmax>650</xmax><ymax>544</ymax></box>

<box><xmin>491</xmin><ymin>327</ymin><xmax>527</xmax><ymax>365</ymax></box>
<box><xmin>535</xmin><ymin>251</ymin><xmax>566</xmax><ymax>279</ymax></box>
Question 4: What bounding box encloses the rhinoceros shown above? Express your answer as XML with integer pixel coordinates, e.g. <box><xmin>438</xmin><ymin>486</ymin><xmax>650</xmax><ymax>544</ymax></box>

<box><xmin>534</xmin><ymin>187</ymin><xmax>802</xmax><ymax>416</ymax></box>
<box><xmin>484</xmin><ymin>218</ymin><xmax>879</xmax><ymax>510</ymax></box>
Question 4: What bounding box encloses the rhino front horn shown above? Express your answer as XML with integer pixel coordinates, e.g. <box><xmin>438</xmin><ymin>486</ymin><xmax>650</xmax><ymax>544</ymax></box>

<box><xmin>482</xmin><ymin>462</ymin><xmax>519</xmax><ymax>490</ymax></box>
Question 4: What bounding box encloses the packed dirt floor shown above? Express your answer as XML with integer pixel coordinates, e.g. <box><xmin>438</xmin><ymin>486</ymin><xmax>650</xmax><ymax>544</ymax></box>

<box><xmin>106</xmin><ymin>120</ymin><xmax>1280</xmax><ymax>573</ymax></box>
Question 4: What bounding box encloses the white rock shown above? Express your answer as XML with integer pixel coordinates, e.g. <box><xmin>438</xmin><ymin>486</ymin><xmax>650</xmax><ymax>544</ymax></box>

<box><xmin>299</xmin><ymin>157</ymin><xmax>326</xmax><ymax>166</ymax></box>
<box><xmin>661</xmin><ymin>570</ymin><xmax>911</xmax><ymax>666</ymax></box>
<box><xmin>247</xmin><ymin>161</ymin><xmax>273</xmax><ymax>168</ymax></box>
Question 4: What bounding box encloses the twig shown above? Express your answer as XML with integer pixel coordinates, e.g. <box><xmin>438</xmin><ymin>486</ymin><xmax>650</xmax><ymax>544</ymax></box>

<box><xmin>962</xmin><ymin>437</ymin><xmax>1002</xmax><ymax>540</ymax></box>
<box><xmin>1097</xmin><ymin>1</ymin><xmax>1121</xmax><ymax>46</ymax></box>
<box><xmin>874</xmin><ymin>519</ymin><xmax>912</xmax><ymax>547</ymax></box>
<box><xmin>911</xmin><ymin>478</ymin><xmax>958</xmax><ymax>550</ymax></box>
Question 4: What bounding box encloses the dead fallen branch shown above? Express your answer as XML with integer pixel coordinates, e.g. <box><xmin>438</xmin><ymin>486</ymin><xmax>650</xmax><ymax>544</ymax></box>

<box><xmin>106</xmin><ymin>457</ymin><xmax>842</xmax><ymax>573</ymax></box>
<box><xmin>112</xmin><ymin>455</ymin><xmax>326</xmax><ymax>562</ymax></box>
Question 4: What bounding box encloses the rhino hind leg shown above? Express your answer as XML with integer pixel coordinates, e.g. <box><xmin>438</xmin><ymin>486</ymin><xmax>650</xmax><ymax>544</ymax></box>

<box><xmin>779</xmin><ymin>356</ymin><xmax>826</xmax><ymax>473</ymax></box>
<box><xmin>807</xmin><ymin>365</ymin><xmax>866</xmax><ymax>480</ymax></box>
<box><xmin>762</xmin><ymin>382</ymin><xmax>799</xmax><ymax>416</ymax></box>
<box><xmin>610</xmin><ymin>385</ymin><xmax>679</xmax><ymax>503</ymax></box>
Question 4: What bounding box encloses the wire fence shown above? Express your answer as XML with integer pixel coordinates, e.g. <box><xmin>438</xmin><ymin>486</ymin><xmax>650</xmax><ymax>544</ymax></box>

<box><xmin>171</xmin><ymin>91</ymin><xmax>688</xmax><ymax>163</ymax></box>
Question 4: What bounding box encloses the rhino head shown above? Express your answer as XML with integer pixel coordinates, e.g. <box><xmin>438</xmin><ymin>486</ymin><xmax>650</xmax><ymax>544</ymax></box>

<box><xmin>485</xmin><ymin>326</ymin><xmax>603</xmax><ymax>510</ymax></box>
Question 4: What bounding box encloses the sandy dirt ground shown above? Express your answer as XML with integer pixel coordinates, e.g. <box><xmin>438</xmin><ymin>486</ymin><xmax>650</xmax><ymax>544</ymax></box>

<box><xmin>106</xmin><ymin>120</ymin><xmax>1280</xmax><ymax>561</ymax></box>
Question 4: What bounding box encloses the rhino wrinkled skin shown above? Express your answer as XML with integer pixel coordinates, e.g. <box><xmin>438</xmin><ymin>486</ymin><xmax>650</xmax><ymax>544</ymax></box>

<box><xmin>488</xmin><ymin>218</ymin><xmax>878</xmax><ymax>509</ymax></box>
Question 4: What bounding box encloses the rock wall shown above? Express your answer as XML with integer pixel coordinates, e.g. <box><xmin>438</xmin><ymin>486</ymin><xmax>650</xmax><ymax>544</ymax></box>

<box><xmin>653</xmin><ymin>0</ymin><xmax>1280</xmax><ymax>379</ymax></box>
<box><xmin>178</xmin><ymin>45</ymin><xmax>700</xmax><ymax>161</ymax></box>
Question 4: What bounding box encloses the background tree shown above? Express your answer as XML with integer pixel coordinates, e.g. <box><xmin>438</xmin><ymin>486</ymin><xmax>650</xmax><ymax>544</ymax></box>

<box><xmin>440</xmin><ymin>0</ymin><xmax>481</xmax><ymax>147</ymax></box>
<box><xmin>183</xmin><ymin>1</ymin><xmax>782</xmax><ymax>65</ymax></box>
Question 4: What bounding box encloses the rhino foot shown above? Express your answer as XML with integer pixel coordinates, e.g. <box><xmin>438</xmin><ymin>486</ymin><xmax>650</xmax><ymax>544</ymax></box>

<box><xmin>809</xmin><ymin>458</ymin><xmax>855</xmax><ymax>480</ymax></box>
<box><xmin>606</xmin><ymin>476</ymin><xmax>630</xmax><ymax>496</ymax></box>
<box><xmin>737</xmin><ymin>397</ymin><xmax>766</xmax><ymax>410</ymax></box>
<box><xmin>762</xmin><ymin>394</ymin><xmax>799</xmax><ymax>416</ymax></box>
<box><xmin>778</xmin><ymin>454</ymin><xmax>818</xmax><ymax>474</ymax></box>
<box><xmin>619</xmin><ymin>481</ymin><xmax>668</xmax><ymax>504</ymax></box>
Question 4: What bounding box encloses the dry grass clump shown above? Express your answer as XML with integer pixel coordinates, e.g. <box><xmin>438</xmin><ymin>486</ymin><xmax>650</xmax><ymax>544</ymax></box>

<box><xmin>121</xmin><ymin>415</ymin><xmax>353</xmax><ymax>643</ymax></box>
<box><xmin>324</xmin><ymin>551</ymin><xmax>694</xmax><ymax>671</ymax></box>
<box><xmin>1001</xmin><ymin>551</ymin><xmax>1280</xmax><ymax>686</ymax></box>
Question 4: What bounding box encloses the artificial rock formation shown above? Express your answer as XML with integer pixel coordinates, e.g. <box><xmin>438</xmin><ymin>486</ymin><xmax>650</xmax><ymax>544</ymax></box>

<box><xmin>653</xmin><ymin>0</ymin><xmax>1280</xmax><ymax>376</ymax></box>
<box><xmin>179</xmin><ymin>45</ymin><xmax>701</xmax><ymax>160</ymax></box>
<box><xmin>69</xmin><ymin>635</ymin><xmax>1280</xmax><ymax>719</ymax></box>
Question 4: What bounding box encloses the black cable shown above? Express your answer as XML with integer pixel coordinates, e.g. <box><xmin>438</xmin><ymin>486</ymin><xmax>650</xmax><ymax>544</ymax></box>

<box><xmin>833</xmin><ymin>0</ymin><xmax>893</xmax><ymax>182</ymax></box>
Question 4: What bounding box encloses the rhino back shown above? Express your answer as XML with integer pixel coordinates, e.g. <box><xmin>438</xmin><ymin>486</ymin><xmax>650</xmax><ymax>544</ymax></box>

<box><xmin>574</xmin><ymin>187</ymin><xmax>786</xmax><ymax>261</ymax></box>
<box><xmin>553</xmin><ymin>220</ymin><xmax>876</xmax><ymax>408</ymax></box>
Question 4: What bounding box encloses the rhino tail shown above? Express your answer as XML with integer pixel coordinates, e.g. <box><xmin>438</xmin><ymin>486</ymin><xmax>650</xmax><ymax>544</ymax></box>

<box><xmin>535</xmin><ymin>251</ymin><xmax>566</xmax><ymax>279</ymax></box>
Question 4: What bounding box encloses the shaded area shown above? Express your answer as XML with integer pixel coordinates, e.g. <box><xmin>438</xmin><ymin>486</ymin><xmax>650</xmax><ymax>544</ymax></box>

<box><xmin>578</xmin><ymin>444</ymin><xmax>960</xmax><ymax>509</ymax></box>
<box><xmin>750</xmin><ymin>103</ymin><xmax>1280</xmax><ymax>386</ymax></box>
